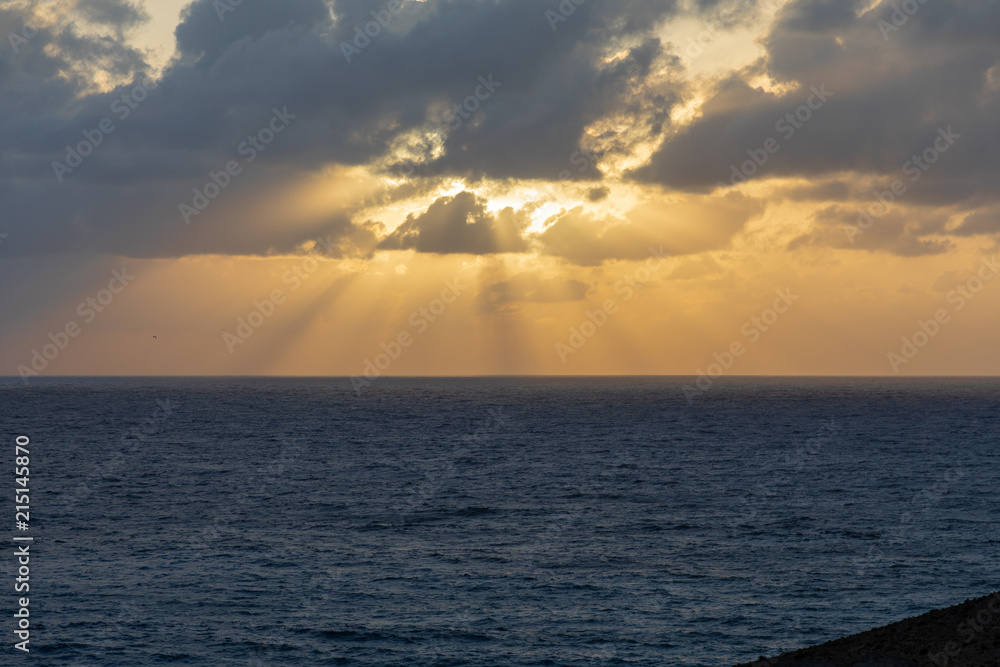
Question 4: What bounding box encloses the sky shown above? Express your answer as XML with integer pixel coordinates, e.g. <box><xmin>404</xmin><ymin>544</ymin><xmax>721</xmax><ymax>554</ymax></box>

<box><xmin>2</xmin><ymin>0</ymin><xmax>999</xmax><ymax>379</ymax></box>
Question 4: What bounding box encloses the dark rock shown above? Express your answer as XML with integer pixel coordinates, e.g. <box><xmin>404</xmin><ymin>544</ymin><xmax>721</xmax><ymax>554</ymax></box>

<box><xmin>734</xmin><ymin>590</ymin><xmax>1000</xmax><ymax>667</ymax></box>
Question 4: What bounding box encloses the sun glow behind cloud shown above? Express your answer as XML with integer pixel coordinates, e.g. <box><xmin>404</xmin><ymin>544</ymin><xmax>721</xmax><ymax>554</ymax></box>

<box><xmin>3</xmin><ymin>0</ymin><xmax>1000</xmax><ymax>378</ymax></box>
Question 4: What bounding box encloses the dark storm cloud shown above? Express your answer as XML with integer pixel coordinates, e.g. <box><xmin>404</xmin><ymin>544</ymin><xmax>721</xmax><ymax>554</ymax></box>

<box><xmin>379</xmin><ymin>191</ymin><xmax>529</xmax><ymax>255</ymax></box>
<box><xmin>635</xmin><ymin>0</ymin><xmax>1000</xmax><ymax>212</ymax></box>
<box><xmin>174</xmin><ymin>0</ymin><xmax>332</xmax><ymax>62</ymax></box>
<box><xmin>411</xmin><ymin>35</ymin><xmax>679</xmax><ymax>181</ymax></box>
<box><xmin>5</xmin><ymin>0</ymin><xmax>998</xmax><ymax>264</ymax></box>
<box><xmin>0</xmin><ymin>0</ymin><xmax>683</xmax><ymax>259</ymax></box>
<box><xmin>773</xmin><ymin>0</ymin><xmax>864</xmax><ymax>32</ymax></box>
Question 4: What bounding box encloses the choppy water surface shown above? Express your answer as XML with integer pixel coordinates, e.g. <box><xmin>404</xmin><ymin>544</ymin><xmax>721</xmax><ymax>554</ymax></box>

<box><xmin>4</xmin><ymin>377</ymin><xmax>999</xmax><ymax>665</ymax></box>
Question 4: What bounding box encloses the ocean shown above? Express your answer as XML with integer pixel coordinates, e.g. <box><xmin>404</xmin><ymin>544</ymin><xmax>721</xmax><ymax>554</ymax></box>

<box><xmin>3</xmin><ymin>377</ymin><xmax>998</xmax><ymax>665</ymax></box>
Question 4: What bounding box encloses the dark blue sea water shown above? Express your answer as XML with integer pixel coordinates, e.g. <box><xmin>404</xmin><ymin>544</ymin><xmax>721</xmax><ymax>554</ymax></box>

<box><xmin>2</xmin><ymin>377</ymin><xmax>998</xmax><ymax>666</ymax></box>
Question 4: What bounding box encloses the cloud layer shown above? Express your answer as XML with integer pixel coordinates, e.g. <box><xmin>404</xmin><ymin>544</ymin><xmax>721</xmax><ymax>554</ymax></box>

<box><xmin>0</xmin><ymin>0</ymin><xmax>998</xmax><ymax>266</ymax></box>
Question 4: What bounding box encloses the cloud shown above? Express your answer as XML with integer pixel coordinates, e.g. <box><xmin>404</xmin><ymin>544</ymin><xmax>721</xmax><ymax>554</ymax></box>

<box><xmin>412</xmin><ymin>34</ymin><xmax>682</xmax><ymax>181</ymax></box>
<box><xmin>379</xmin><ymin>191</ymin><xmax>530</xmax><ymax>255</ymax></box>
<box><xmin>952</xmin><ymin>205</ymin><xmax>1000</xmax><ymax>236</ymax></box>
<box><xmin>479</xmin><ymin>272</ymin><xmax>590</xmax><ymax>313</ymax></box>
<box><xmin>537</xmin><ymin>192</ymin><xmax>765</xmax><ymax>265</ymax></box>
<box><xmin>0</xmin><ymin>0</ymin><xmax>685</xmax><ymax>260</ymax></box>
<box><xmin>2</xmin><ymin>0</ymin><xmax>998</xmax><ymax>267</ymax></box>
<box><xmin>782</xmin><ymin>180</ymin><xmax>851</xmax><ymax>202</ymax></box>
<box><xmin>787</xmin><ymin>205</ymin><xmax>953</xmax><ymax>256</ymax></box>
<box><xmin>634</xmin><ymin>0</ymin><xmax>1000</xmax><ymax>209</ymax></box>
<box><xmin>587</xmin><ymin>186</ymin><xmax>611</xmax><ymax>202</ymax></box>
<box><xmin>76</xmin><ymin>0</ymin><xmax>149</xmax><ymax>30</ymax></box>
<box><xmin>0</xmin><ymin>3</ymin><xmax>149</xmax><ymax>91</ymax></box>
<box><xmin>666</xmin><ymin>255</ymin><xmax>722</xmax><ymax>280</ymax></box>
<box><xmin>174</xmin><ymin>0</ymin><xmax>332</xmax><ymax>63</ymax></box>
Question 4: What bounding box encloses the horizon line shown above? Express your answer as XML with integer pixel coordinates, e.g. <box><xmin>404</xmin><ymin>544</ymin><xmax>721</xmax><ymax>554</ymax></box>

<box><xmin>4</xmin><ymin>374</ymin><xmax>1000</xmax><ymax>380</ymax></box>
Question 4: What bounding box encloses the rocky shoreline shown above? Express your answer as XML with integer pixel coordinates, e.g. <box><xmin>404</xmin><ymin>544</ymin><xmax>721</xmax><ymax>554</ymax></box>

<box><xmin>734</xmin><ymin>590</ymin><xmax>1000</xmax><ymax>667</ymax></box>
